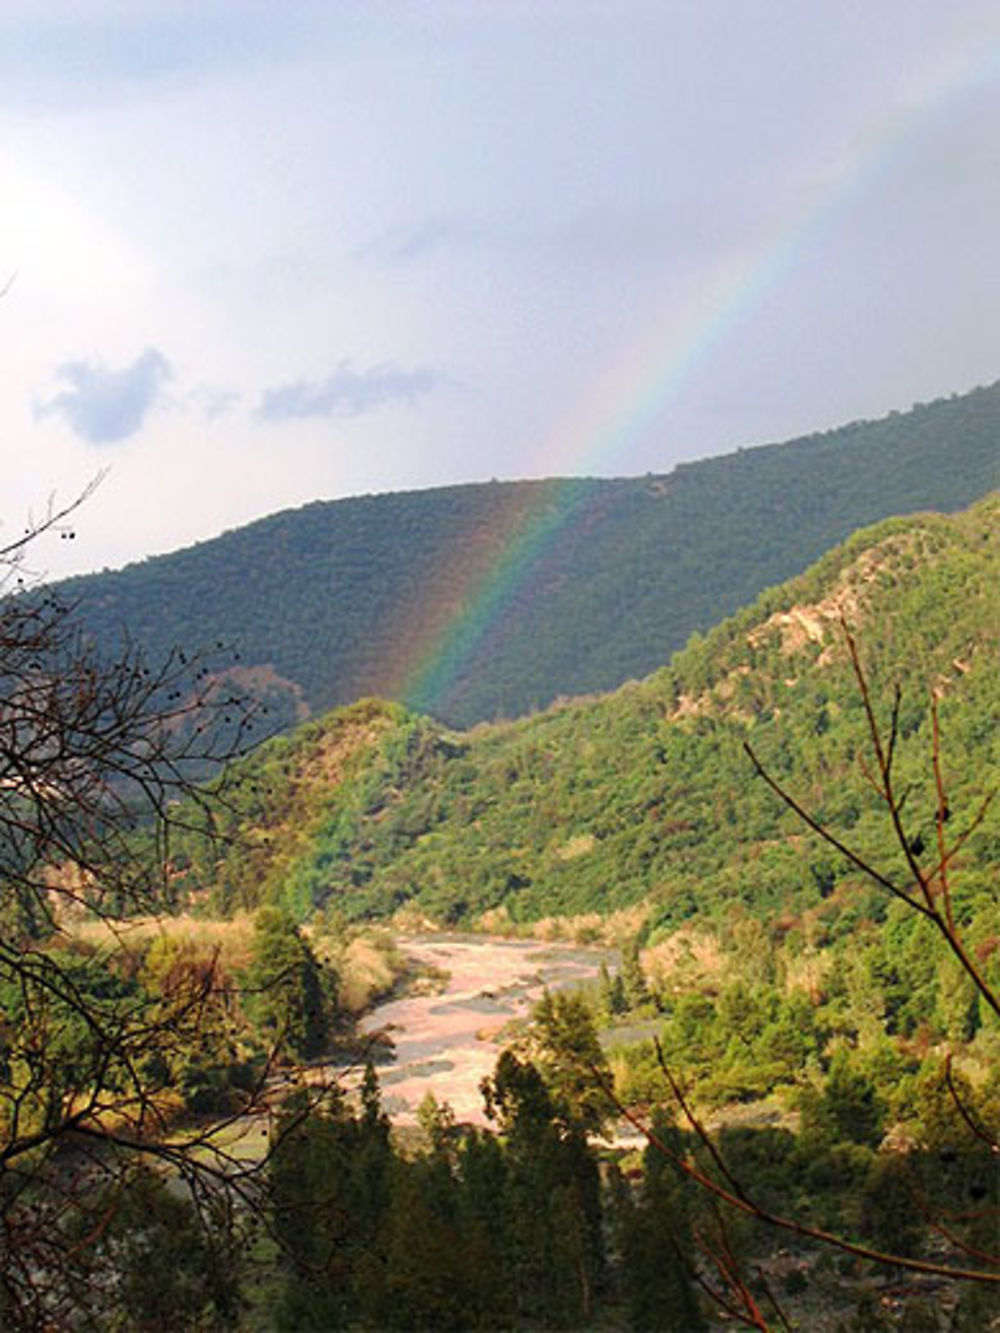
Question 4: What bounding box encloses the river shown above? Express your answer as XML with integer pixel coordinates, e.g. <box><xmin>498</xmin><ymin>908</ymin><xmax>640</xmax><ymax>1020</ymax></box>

<box><xmin>357</xmin><ymin>934</ymin><xmax>616</xmax><ymax>1126</ymax></box>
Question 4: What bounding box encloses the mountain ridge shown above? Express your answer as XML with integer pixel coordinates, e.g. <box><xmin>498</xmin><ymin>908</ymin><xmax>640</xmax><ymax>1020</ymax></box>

<box><xmin>58</xmin><ymin>378</ymin><xmax>1000</xmax><ymax>728</ymax></box>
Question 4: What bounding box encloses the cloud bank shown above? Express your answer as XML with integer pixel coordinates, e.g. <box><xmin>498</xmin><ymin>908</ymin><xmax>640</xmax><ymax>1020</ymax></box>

<box><xmin>257</xmin><ymin>360</ymin><xmax>442</xmax><ymax>422</ymax></box>
<box><xmin>37</xmin><ymin>347</ymin><xmax>172</xmax><ymax>443</ymax></box>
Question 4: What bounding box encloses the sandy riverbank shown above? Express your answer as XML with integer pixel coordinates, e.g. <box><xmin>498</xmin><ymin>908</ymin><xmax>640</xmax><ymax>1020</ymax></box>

<box><xmin>356</xmin><ymin>934</ymin><xmax>615</xmax><ymax>1125</ymax></box>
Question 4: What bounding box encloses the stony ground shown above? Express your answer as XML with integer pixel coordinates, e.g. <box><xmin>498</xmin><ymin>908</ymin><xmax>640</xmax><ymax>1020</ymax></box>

<box><xmin>356</xmin><ymin>933</ymin><xmax>614</xmax><ymax>1124</ymax></box>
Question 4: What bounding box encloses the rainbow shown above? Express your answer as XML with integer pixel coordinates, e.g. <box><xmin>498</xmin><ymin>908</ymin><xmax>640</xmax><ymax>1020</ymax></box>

<box><xmin>398</xmin><ymin>34</ymin><xmax>1000</xmax><ymax>719</ymax></box>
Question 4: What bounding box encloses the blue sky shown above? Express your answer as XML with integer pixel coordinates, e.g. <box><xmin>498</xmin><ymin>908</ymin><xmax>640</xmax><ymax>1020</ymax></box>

<box><xmin>6</xmin><ymin>2</ymin><xmax>1000</xmax><ymax>578</ymax></box>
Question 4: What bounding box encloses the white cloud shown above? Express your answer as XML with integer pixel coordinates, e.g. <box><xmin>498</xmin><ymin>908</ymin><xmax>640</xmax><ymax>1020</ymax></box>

<box><xmin>36</xmin><ymin>347</ymin><xmax>172</xmax><ymax>444</ymax></box>
<box><xmin>1</xmin><ymin>3</ymin><xmax>996</xmax><ymax>581</ymax></box>
<box><xmin>257</xmin><ymin>361</ymin><xmax>445</xmax><ymax>421</ymax></box>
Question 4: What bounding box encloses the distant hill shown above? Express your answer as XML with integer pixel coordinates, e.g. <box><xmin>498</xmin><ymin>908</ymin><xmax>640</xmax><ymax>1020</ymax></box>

<box><xmin>58</xmin><ymin>380</ymin><xmax>1000</xmax><ymax>728</ymax></box>
<box><xmin>173</xmin><ymin>494</ymin><xmax>1000</xmax><ymax>939</ymax></box>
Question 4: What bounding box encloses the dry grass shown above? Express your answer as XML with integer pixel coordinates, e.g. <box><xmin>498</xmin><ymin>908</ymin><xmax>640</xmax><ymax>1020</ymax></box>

<box><xmin>553</xmin><ymin>833</ymin><xmax>596</xmax><ymax>861</ymax></box>
<box><xmin>502</xmin><ymin>904</ymin><xmax>649</xmax><ymax>946</ymax></box>
<box><xmin>67</xmin><ymin>912</ymin><xmax>259</xmax><ymax>972</ymax></box>
<box><xmin>337</xmin><ymin>935</ymin><xmax>400</xmax><ymax>1014</ymax></box>
<box><xmin>784</xmin><ymin>950</ymin><xmax>832</xmax><ymax>1004</ymax></box>
<box><xmin>643</xmin><ymin>928</ymin><xmax>725</xmax><ymax>992</ymax></box>
<box><xmin>69</xmin><ymin>910</ymin><xmax>411</xmax><ymax>1020</ymax></box>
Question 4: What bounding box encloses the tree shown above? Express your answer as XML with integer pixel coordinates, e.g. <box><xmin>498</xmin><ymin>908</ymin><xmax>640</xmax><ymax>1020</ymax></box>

<box><xmin>85</xmin><ymin>1165</ymin><xmax>243</xmax><ymax>1330</ymax></box>
<box><xmin>799</xmin><ymin>1051</ymin><xmax>885</xmax><ymax>1150</ymax></box>
<box><xmin>620</xmin><ymin>936</ymin><xmax>650</xmax><ymax>1009</ymax></box>
<box><xmin>481</xmin><ymin>1050</ymin><xmax>606</xmax><ymax>1326</ymax></box>
<box><xmin>530</xmin><ymin>988</ymin><xmax>615</xmax><ymax>1136</ymax></box>
<box><xmin>0</xmin><ymin>491</ymin><xmax>283</xmax><ymax>1326</ymax></box>
<box><xmin>242</xmin><ymin>907</ymin><xmax>336</xmax><ymax>1062</ymax></box>
<box><xmin>605</xmin><ymin>622</ymin><xmax>999</xmax><ymax>1328</ymax></box>
<box><xmin>268</xmin><ymin>1072</ymin><xmax>393</xmax><ymax>1329</ymax></box>
<box><xmin>618</xmin><ymin>1110</ymin><xmax>706</xmax><ymax>1332</ymax></box>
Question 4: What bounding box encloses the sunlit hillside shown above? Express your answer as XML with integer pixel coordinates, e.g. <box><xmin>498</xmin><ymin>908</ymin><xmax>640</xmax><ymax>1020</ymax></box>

<box><xmin>174</xmin><ymin>494</ymin><xmax>999</xmax><ymax>950</ymax></box>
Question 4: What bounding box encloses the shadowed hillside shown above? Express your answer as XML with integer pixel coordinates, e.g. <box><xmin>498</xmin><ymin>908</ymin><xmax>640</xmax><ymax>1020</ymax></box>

<box><xmin>59</xmin><ymin>380</ymin><xmax>1000</xmax><ymax>728</ymax></box>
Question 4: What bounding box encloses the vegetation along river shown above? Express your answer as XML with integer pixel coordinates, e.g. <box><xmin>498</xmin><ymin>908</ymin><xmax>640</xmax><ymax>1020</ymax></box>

<box><xmin>356</xmin><ymin>934</ymin><xmax>616</xmax><ymax>1126</ymax></box>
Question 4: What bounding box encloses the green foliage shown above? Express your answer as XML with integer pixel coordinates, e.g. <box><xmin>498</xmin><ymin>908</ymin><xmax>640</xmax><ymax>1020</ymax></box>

<box><xmin>480</xmin><ymin>1051</ymin><xmax>606</xmax><ymax>1326</ymax></box>
<box><xmin>57</xmin><ymin>383</ymin><xmax>1000</xmax><ymax>728</ymax></box>
<box><xmin>87</xmin><ymin>1168</ymin><xmax>243</xmax><ymax>1330</ymax></box>
<box><xmin>269</xmin><ymin>1054</ymin><xmax>610</xmax><ymax>1330</ymax></box>
<box><xmin>14</xmin><ymin>469</ymin><xmax>999</xmax><ymax>1322</ymax></box>
<box><xmin>242</xmin><ymin>908</ymin><xmax>336</xmax><ymax>1061</ymax></box>
<box><xmin>269</xmin><ymin>1078</ymin><xmax>393</xmax><ymax>1329</ymax></box>
<box><xmin>859</xmin><ymin>1155</ymin><xmax>925</xmax><ymax>1258</ymax></box>
<box><xmin>0</xmin><ymin>949</ymin><xmax>142</xmax><ymax>1128</ymax></box>
<box><xmin>530</xmin><ymin>989</ymin><xmax>616</xmax><ymax>1135</ymax></box>
<box><xmin>175</xmin><ymin>496</ymin><xmax>1000</xmax><ymax>958</ymax></box>
<box><xmin>598</xmin><ymin>961</ymin><xmax>629</xmax><ymax>1018</ymax></box>
<box><xmin>800</xmin><ymin>1052</ymin><xmax>885</xmax><ymax>1150</ymax></box>
<box><xmin>618</xmin><ymin>1110</ymin><xmax>707</xmax><ymax>1331</ymax></box>
<box><xmin>648</xmin><ymin>976</ymin><xmax>825</xmax><ymax>1108</ymax></box>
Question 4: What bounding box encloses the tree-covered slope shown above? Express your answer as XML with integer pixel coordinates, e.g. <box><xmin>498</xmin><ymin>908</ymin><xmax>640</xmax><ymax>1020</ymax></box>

<box><xmin>175</xmin><ymin>495</ymin><xmax>1000</xmax><ymax>953</ymax></box>
<box><xmin>59</xmin><ymin>381</ymin><xmax>1000</xmax><ymax>728</ymax></box>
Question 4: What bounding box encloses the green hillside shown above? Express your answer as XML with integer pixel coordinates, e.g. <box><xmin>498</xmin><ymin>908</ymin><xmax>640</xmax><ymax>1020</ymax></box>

<box><xmin>21</xmin><ymin>496</ymin><xmax>1000</xmax><ymax>1327</ymax></box>
<box><xmin>59</xmin><ymin>380</ymin><xmax>1000</xmax><ymax>728</ymax></box>
<box><xmin>175</xmin><ymin>495</ymin><xmax>999</xmax><ymax>954</ymax></box>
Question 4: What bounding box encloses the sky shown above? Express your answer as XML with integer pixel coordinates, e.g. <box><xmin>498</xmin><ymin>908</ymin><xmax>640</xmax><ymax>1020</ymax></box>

<box><xmin>6</xmin><ymin>1</ymin><xmax>1000</xmax><ymax>581</ymax></box>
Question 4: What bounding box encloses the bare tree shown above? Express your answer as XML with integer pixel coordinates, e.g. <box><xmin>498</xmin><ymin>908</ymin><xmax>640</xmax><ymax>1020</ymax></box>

<box><xmin>0</xmin><ymin>490</ymin><xmax>296</xmax><ymax>1327</ymax></box>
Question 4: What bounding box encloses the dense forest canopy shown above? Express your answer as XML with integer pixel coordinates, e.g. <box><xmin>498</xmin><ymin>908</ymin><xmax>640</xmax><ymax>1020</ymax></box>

<box><xmin>56</xmin><ymin>380</ymin><xmax>1000</xmax><ymax>729</ymax></box>
<box><xmin>174</xmin><ymin>494</ymin><xmax>1000</xmax><ymax>948</ymax></box>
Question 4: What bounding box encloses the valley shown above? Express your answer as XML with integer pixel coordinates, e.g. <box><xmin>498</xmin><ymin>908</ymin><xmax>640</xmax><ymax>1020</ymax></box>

<box><xmin>8</xmin><ymin>8</ymin><xmax>1000</xmax><ymax>1323</ymax></box>
<box><xmin>3</xmin><ymin>483</ymin><xmax>998</xmax><ymax>1329</ymax></box>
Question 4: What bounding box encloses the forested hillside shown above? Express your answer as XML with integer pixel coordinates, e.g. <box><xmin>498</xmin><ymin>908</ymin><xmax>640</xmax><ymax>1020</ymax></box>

<box><xmin>60</xmin><ymin>380</ymin><xmax>1000</xmax><ymax>728</ymax></box>
<box><xmin>175</xmin><ymin>494</ymin><xmax>999</xmax><ymax>953</ymax></box>
<box><xmin>13</xmin><ymin>495</ymin><xmax>1000</xmax><ymax>1329</ymax></box>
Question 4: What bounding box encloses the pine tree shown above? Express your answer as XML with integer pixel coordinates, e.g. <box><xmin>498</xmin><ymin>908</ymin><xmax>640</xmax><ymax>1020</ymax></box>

<box><xmin>531</xmin><ymin>988</ymin><xmax>615</xmax><ymax>1136</ymax></box>
<box><xmin>482</xmin><ymin>1051</ymin><xmax>605</xmax><ymax>1326</ymax></box>
<box><xmin>620</xmin><ymin>1111</ymin><xmax>707</xmax><ymax>1331</ymax></box>
<box><xmin>243</xmin><ymin>907</ymin><xmax>335</xmax><ymax>1061</ymax></box>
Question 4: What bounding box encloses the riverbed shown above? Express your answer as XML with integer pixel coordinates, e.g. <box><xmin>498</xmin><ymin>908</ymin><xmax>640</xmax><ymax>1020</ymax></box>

<box><xmin>356</xmin><ymin>934</ymin><xmax>615</xmax><ymax>1126</ymax></box>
